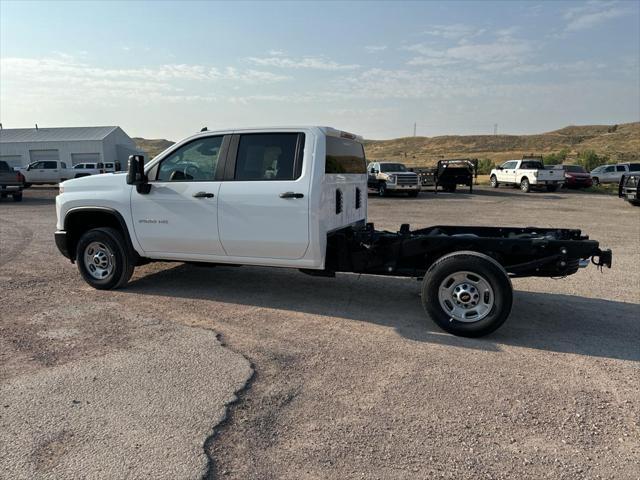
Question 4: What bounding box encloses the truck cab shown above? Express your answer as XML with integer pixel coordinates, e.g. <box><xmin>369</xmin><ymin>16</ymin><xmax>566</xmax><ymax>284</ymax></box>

<box><xmin>56</xmin><ymin>127</ymin><xmax>367</xmax><ymax>271</ymax></box>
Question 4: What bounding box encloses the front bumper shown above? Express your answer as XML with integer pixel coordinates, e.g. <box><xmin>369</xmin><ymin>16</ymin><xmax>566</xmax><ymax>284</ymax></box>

<box><xmin>386</xmin><ymin>183</ymin><xmax>420</xmax><ymax>191</ymax></box>
<box><xmin>54</xmin><ymin>230</ymin><xmax>71</xmax><ymax>260</ymax></box>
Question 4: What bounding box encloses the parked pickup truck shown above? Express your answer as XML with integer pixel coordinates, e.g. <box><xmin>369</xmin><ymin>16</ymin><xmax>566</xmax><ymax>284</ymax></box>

<box><xmin>0</xmin><ymin>160</ymin><xmax>25</xmax><ymax>201</ymax></box>
<box><xmin>367</xmin><ymin>161</ymin><xmax>420</xmax><ymax>196</ymax></box>
<box><xmin>618</xmin><ymin>174</ymin><xmax>639</xmax><ymax>206</ymax></box>
<box><xmin>490</xmin><ymin>157</ymin><xmax>564</xmax><ymax>192</ymax></box>
<box><xmin>54</xmin><ymin>126</ymin><xmax>612</xmax><ymax>338</ymax></box>
<box><xmin>21</xmin><ymin>160</ymin><xmax>105</xmax><ymax>186</ymax></box>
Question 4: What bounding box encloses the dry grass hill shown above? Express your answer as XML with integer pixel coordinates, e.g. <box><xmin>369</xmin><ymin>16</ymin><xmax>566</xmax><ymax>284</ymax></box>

<box><xmin>365</xmin><ymin>122</ymin><xmax>639</xmax><ymax>167</ymax></box>
<box><xmin>135</xmin><ymin>122</ymin><xmax>639</xmax><ymax>166</ymax></box>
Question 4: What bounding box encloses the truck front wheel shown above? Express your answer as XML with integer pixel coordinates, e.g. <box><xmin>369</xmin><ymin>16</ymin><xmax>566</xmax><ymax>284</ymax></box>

<box><xmin>378</xmin><ymin>183</ymin><xmax>387</xmax><ymax>197</ymax></box>
<box><xmin>421</xmin><ymin>251</ymin><xmax>513</xmax><ymax>337</ymax></box>
<box><xmin>490</xmin><ymin>175</ymin><xmax>499</xmax><ymax>188</ymax></box>
<box><xmin>76</xmin><ymin>227</ymin><xmax>135</xmax><ymax>290</ymax></box>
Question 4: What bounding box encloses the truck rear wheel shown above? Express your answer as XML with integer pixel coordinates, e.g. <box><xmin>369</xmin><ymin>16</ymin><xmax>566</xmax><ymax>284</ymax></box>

<box><xmin>12</xmin><ymin>192</ymin><xmax>23</xmax><ymax>202</ymax></box>
<box><xmin>520</xmin><ymin>177</ymin><xmax>530</xmax><ymax>193</ymax></box>
<box><xmin>421</xmin><ymin>251</ymin><xmax>513</xmax><ymax>337</ymax></box>
<box><xmin>76</xmin><ymin>227</ymin><xmax>135</xmax><ymax>290</ymax></box>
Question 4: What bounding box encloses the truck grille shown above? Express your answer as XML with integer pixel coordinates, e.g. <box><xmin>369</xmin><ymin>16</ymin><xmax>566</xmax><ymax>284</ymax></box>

<box><xmin>396</xmin><ymin>174</ymin><xmax>418</xmax><ymax>185</ymax></box>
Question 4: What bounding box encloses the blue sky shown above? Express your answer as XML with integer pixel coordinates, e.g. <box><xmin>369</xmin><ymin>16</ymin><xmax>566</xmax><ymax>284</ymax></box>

<box><xmin>1</xmin><ymin>0</ymin><xmax>639</xmax><ymax>140</ymax></box>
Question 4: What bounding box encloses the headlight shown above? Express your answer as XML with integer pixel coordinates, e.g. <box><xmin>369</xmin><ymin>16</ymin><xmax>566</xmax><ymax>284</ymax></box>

<box><xmin>387</xmin><ymin>175</ymin><xmax>396</xmax><ymax>183</ymax></box>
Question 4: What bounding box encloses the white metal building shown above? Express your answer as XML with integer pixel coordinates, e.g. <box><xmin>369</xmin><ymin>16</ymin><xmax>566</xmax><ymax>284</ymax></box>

<box><xmin>0</xmin><ymin>126</ymin><xmax>142</xmax><ymax>169</ymax></box>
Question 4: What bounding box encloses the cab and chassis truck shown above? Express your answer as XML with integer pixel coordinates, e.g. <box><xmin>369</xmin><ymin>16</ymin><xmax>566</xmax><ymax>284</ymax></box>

<box><xmin>55</xmin><ymin>127</ymin><xmax>612</xmax><ymax>337</ymax></box>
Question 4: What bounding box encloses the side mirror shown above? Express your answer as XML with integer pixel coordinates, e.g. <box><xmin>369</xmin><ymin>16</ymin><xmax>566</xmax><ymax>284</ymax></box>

<box><xmin>127</xmin><ymin>155</ymin><xmax>150</xmax><ymax>194</ymax></box>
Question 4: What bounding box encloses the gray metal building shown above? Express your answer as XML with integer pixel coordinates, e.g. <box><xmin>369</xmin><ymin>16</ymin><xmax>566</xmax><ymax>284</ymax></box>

<box><xmin>0</xmin><ymin>126</ymin><xmax>142</xmax><ymax>169</ymax></box>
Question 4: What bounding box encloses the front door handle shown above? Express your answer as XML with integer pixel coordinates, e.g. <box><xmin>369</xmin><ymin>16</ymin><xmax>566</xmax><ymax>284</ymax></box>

<box><xmin>279</xmin><ymin>192</ymin><xmax>304</xmax><ymax>199</ymax></box>
<box><xmin>193</xmin><ymin>191</ymin><xmax>215</xmax><ymax>198</ymax></box>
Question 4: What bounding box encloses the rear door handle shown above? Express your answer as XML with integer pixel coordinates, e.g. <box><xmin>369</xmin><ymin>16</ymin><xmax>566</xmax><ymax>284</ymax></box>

<box><xmin>279</xmin><ymin>192</ymin><xmax>304</xmax><ymax>199</ymax></box>
<box><xmin>193</xmin><ymin>191</ymin><xmax>215</xmax><ymax>198</ymax></box>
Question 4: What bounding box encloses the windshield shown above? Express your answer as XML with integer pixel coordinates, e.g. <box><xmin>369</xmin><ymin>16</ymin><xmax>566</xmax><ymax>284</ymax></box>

<box><xmin>564</xmin><ymin>165</ymin><xmax>586</xmax><ymax>173</ymax></box>
<box><xmin>380</xmin><ymin>163</ymin><xmax>408</xmax><ymax>172</ymax></box>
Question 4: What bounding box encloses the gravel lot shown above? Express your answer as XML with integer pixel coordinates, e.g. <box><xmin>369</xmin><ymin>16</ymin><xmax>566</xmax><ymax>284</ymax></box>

<box><xmin>1</xmin><ymin>186</ymin><xmax>638</xmax><ymax>480</ymax></box>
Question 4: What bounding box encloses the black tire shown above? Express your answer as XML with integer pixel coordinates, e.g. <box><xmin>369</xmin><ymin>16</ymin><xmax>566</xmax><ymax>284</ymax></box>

<box><xmin>629</xmin><ymin>199</ymin><xmax>640</xmax><ymax>207</ymax></box>
<box><xmin>76</xmin><ymin>227</ymin><xmax>135</xmax><ymax>290</ymax></box>
<box><xmin>592</xmin><ymin>177</ymin><xmax>600</xmax><ymax>186</ymax></box>
<box><xmin>12</xmin><ymin>192</ymin><xmax>23</xmax><ymax>202</ymax></box>
<box><xmin>23</xmin><ymin>183</ymin><xmax>32</xmax><ymax>188</ymax></box>
<box><xmin>520</xmin><ymin>177</ymin><xmax>530</xmax><ymax>193</ymax></box>
<box><xmin>0</xmin><ymin>193</ymin><xmax>6</xmax><ymax>199</ymax></box>
<box><xmin>378</xmin><ymin>182</ymin><xmax>387</xmax><ymax>197</ymax></box>
<box><xmin>408</xmin><ymin>190</ymin><xmax>419</xmax><ymax>197</ymax></box>
<box><xmin>546</xmin><ymin>185</ymin><xmax>559</xmax><ymax>192</ymax></box>
<box><xmin>490</xmin><ymin>175</ymin><xmax>499</xmax><ymax>188</ymax></box>
<box><xmin>421</xmin><ymin>251</ymin><xmax>513</xmax><ymax>337</ymax></box>
<box><xmin>443</xmin><ymin>184</ymin><xmax>457</xmax><ymax>193</ymax></box>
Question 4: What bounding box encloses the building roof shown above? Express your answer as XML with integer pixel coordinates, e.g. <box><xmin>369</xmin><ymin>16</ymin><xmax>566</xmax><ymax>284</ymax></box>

<box><xmin>0</xmin><ymin>126</ymin><xmax>119</xmax><ymax>143</ymax></box>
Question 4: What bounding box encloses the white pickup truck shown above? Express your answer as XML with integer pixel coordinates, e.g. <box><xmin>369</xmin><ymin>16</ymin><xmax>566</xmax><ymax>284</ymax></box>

<box><xmin>21</xmin><ymin>160</ymin><xmax>104</xmax><ymax>186</ymax></box>
<box><xmin>490</xmin><ymin>158</ymin><xmax>564</xmax><ymax>192</ymax></box>
<box><xmin>55</xmin><ymin>126</ymin><xmax>611</xmax><ymax>337</ymax></box>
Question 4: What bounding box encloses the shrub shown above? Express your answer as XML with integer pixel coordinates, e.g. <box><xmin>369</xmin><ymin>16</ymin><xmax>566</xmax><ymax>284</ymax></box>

<box><xmin>477</xmin><ymin>158</ymin><xmax>495</xmax><ymax>175</ymax></box>
<box><xmin>543</xmin><ymin>148</ymin><xmax>569</xmax><ymax>166</ymax></box>
<box><xmin>576</xmin><ymin>150</ymin><xmax>608</xmax><ymax>171</ymax></box>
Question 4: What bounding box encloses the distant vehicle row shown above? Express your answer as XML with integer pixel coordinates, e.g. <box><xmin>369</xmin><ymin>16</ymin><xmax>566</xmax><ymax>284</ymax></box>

<box><xmin>15</xmin><ymin>160</ymin><xmax>123</xmax><ymax>186</ymax></box>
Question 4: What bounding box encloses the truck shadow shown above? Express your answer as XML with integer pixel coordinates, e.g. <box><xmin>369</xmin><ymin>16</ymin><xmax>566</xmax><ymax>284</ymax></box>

<box><xmin>409</xmin><ymin>188</ymin><xmax>566</xmax><ymax>201</ymax></box>
<box><xmin>126</xmin><ymin>263</ymin><xmax>639</xmax><ymax>362</ymax></box>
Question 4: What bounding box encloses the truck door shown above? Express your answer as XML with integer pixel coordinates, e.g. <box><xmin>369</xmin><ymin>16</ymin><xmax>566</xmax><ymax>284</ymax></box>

<box><xmin>43</xmin><ymin>161</ymin><xmax>60</xmax><ymax>182</ymax></box>
<box><xmin>131</xmin><ymin>135</ymin><xmax>227</xmax><ymax>256</ymax></box>
<box><xmin>218</xmin><ymin>132</ymin><xmax>309</xmax><ymax>259</ymax></box>
<box><xmin>500</xmin><ymin>161</ymin><xmax>517</xmax><ymax>183</ymax></box>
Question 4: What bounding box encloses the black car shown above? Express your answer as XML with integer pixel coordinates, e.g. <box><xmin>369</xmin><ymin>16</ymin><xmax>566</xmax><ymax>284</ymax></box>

<box><xmin>619</xmin><ymin>173</ymin><xmax>640</xmax><ymax>206</ymax></box>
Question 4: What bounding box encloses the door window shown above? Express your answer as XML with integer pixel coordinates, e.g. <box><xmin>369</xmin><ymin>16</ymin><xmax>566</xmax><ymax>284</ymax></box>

<box><xmin>43</xmin><ymin>161</ymin><xmax>57</xmax><ymax>169</ymax></box>
<box><xmin>616</xmin><ymin>165</ymin><xmax>626</xmax><ymax>172</ymax></box>
<box><xmin>61</xmin><ymin>162</ymin><xmax>67</xmax><ymax>169</ymax></box>
<box><xmin>501</xmin><ymin>161</ymin><xmax>517</xmax><ymax>169</ymax></box>
<box><xmin>30</xmin><ymin>162</ymin><xmax>43</xmax><ymax>169</ymax></box>
<box><xmin>234</xmin><ymin>133</ymin><xmax>302</xmax><ymax>181</ymax></box>
<box><xmin>604</xmin><ymin>166</ymin><xmax>615</xmax><ymax>173</ymax></box>
<box><xmin>74</xmin><ymin>164</ymin><xmax>84</xmax><ymax>169</ymax></box>
<box><xmin>156</xmin><ymin>136</ymin><xmax>223</xmax><ymax>182</ymax></box>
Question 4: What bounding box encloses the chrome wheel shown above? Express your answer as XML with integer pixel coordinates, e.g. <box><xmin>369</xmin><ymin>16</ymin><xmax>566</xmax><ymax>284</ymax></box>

<box><xmin>438</xmin><ymin>271</ymin><xmax>494</xmax><ymax>322</ymax></box>
<box><xmin>83</xmin><ymin>241</ymin><xmax>115</xmax><ymax>280</ymax></box>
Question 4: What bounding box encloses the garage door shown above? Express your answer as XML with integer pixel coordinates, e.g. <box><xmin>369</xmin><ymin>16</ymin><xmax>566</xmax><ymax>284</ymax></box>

<box><xmin>29</xmin><ymin>149</ymin><xmax>59</xmax><ymax>162</ymax></box>
<box><xmin>71</xmin><ymin>153</ymin><xmax>100</xmax><ymax>165</ymax></box>
<box><xmin>0</xmin><ymin>155</ymin><xmax>23</xmax><ymax>168</ymax></box>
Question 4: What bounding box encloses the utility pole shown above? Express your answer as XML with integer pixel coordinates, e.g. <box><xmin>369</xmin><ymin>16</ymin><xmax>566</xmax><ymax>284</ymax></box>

<box><xmin>413</xmin><ymin>122</ymin><xmax>416</xmax><ymax>137</ymax></box>
<box><xmin>493</xmin><ymin>123</ymin><xmax>498</xmax><ymax>135</ymax></box>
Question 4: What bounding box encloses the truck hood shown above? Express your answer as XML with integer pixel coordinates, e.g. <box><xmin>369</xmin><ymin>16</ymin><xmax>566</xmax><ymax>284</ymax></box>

<box><xmin>385</xmin><ymin>171</ymin><xmax>417</xmax><ymax>176</ymax></box>
<box><xmin>61</xmin><ymin>172</ymin><xmax>128</xmax><ymax>192</ymax></box>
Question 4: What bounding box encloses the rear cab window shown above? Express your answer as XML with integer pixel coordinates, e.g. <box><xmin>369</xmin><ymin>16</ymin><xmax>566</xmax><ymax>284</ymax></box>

<box><xmin>325</xmin><ymin>136</ymin><xmax>366</xmax><ymax>174</ymax></box>
<box><xmin>234</xmin><ymin>133</ymin><xmax>304</xmax><ymax>181</ymax></box>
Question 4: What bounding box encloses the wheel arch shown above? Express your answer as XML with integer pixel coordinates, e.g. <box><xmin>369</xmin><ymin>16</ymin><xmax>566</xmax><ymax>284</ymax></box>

<box><xmin>63</xmin><ymin>207</ymin><xmax>138</xmax><ymax>262</ymax></box>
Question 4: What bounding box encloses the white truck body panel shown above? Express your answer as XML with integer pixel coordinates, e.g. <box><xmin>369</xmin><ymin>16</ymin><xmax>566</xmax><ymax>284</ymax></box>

<box><xmin>56</xmin><ymin>126</ymin><xmax>367</xmax><ymax>270</ymax></box>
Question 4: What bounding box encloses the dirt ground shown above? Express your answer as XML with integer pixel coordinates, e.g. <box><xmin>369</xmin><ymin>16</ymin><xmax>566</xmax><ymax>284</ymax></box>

<box><xmin>1</xmin><ymin>186</ymin><xmax>638</xmax><ymax>480</ymax></box>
